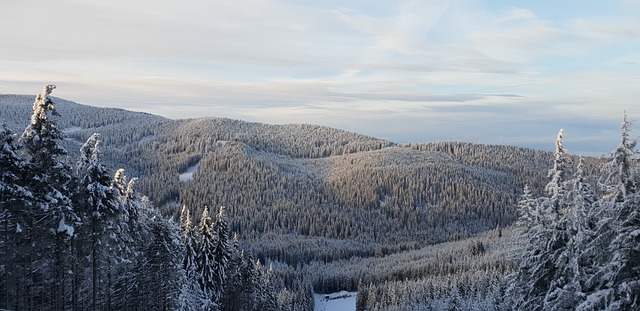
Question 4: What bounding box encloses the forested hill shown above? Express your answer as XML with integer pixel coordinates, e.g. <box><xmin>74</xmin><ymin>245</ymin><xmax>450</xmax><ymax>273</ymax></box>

<box><xmin>0</xmin><ymin>93</ymin><xmax>598</xmax><ymax>263</ymax></box>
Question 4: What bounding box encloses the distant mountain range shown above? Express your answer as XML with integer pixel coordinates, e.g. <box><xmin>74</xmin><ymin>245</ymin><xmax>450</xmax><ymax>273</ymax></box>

<box><xmin>1</xmin><ymin>94</ymin><xmax>600</xmax><ymax>265</ymax></box>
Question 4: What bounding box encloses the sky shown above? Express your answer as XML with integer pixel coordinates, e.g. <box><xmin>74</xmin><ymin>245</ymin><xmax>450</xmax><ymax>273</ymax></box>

<box><xmin>1</xmin><ymin>0</ymin><xmax>640</xmax><ymax>155</ymax></box>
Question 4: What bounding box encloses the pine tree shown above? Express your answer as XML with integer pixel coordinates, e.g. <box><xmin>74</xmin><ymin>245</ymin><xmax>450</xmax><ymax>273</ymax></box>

<box><xmin>0</xmin><ymin>124</ymin><xmax>33</xmax><ymax>310</ymax></box>
<box><xmin>213</xmin><ymin>206</ymin><xmax>231</xmax><ymax>302</ymax></box>
<box><xmin>544</xmin><ymin>157</ymin><xmax>598</xmax><ymax>310</ymax></box>
<box><xmin>356</xmin><ymin>280</ymin><xmax>369</xmax><ymax>311</ymax></box>
<box><xmin>600</xmin><ymin>112</ymin><xmax>637</xmax><ymax>202</ymax></box>
<box><xmin>578</xmin><ymin>114</ymin><xmax>640</xmax><ymax>310</ymax></box>
<box><xmin>517</xmin><ymin>185</ymin><xmax>540</xmax><ymax>228</ymax></box>
<box><xmin>569</xmin><ymin>157</ymin><xmax>596</xmax><ymax>232</ymax></box>
<box><xmin>19</xmin><ymin>85</ymin><xmax>77</xmax><ymax>309</ymax></box>
<box><xmin>109</xmin><ymin>170</ymin><xmax>151</xmax><ymax>310</ymax></box>
<box><xmin>545</xmin><ymin>128</ymin><xmax>573</xmax><ymax>218</ymax></box>
<box><xmin>220</xmin><ymin>233</ymin><xmax>244</xmax><ymax>311</ymax></box>
<box><xmin>178</xmin><ymin>205</ymin><xmax>206</xmax><ymax>310</ymax></box>
<box><xmin>197</xmin><ymin>207</ymin><xmax>219</xmax><ymax>310</ymax></box>
<box><xmin>509</xmin><ymin>129</ymin><xmax>575</xmax><ymax>310</ymax></box>
<box><xmin>74</xmin><ymin>133</ymin><xmax>121</xmax><ymax>310</ymax></box>
<box><xmin>181</xmin><ymin>205</ymin><xmax>197</xmax><ymax>277</ymax></box>
<box><xmin>131</xmin><ymin>208</ymin><xmax>185</xmax><ymax>310</ymax></box>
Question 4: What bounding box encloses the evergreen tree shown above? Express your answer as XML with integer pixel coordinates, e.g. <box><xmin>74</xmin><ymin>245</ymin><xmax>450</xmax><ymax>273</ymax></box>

<box><xmin>508</xmin><ymin>119</ymin><xmax>640</xmax><ymax>310</ymax></box>
<box><xmin>220</xmin><ymin>233</ymin><xmax>244</xmax><ymax>311</ymax></box>
<box><xmin>131</xmin><ymin>208</ymin><xmax>185</xmax><ymax>310</ymax></box>
<box><xmin>110</xmin><ymin>170</ymin><xmax>150</xmax><ymax>310</ymax></box>
<box><xmin>600</xmin><ymin>112</ymin><xmax>637</xmax><ymax>202</ymax></box>
<box><xmin>19</xmin><ymin>85</ymin><xmax>77</xmax><ymax>309</ymax></box>
<box><xmin>569</xmin><ymin>157</ymin><xmax>597</xmax><ymax>231</ymax></box>
<box><xmin>213</xmin><ymin>206</ymin><xmax>231</xmax><ymax>302</ymax></box>
<box><xmin>545</xmin><ymin>157</ymin><xmax>598</xmax><ymax>310</ymax></box>
<box><xmin>0</xmin><ymin>124</ymin><xmax>32</xmax><ymax>310</ymax></box>
<box><xmin>578</xmin><ymin>114</ymin><xmax>640</xmax><ymax>310</ymax></box>
<box><xmin>517</xmin><ymin>185</ymin><xmax>540</xmax><ymax>228</ymax></box>
<box><xmin>180</xmin><ymin>205</ymin><xmax>197</xmax><ymax>276</ymax></box>
<box><xmin>74</xmin><ymin>133</ymin><xmax>121</xmax><ymax>310</ymax></box>
<box><xmin>509</xmin><ymin>129</ymin><xmax>575</xmax><ymax>310</ymax></box>
<box><xmin>178</xmin><ymin>205</ymin><xmax>206</xmax><ymax>310</ymax></box>
<box><xmin>197</xmin><ymin>207</ymin><xmax>219</xmax><ymax>309</ymax></box>
<box><xmin>260</xmin><ymin>263</ymin><xmax>278</xmax><ymax>311</ymax></box>
<box><xmin>545</xmin><ymin>128</ymin><xmax>573</xmax><ymax>217</ymax></box>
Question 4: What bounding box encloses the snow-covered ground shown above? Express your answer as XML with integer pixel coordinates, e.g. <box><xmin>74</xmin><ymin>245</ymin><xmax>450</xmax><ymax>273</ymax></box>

<box><xmin>62</xmin><ymin>126</ymin><xmax>82</xmax><ymax>133</ymax></box>
<box><xmin>179</xmin><ymin>163</ymin><xmax>199</xmax><ymax>182</ymax></box>
<box><xmin>314</xmin><ymin>291</ymin><xmax>357</xmax><ymax>311</ymax></box>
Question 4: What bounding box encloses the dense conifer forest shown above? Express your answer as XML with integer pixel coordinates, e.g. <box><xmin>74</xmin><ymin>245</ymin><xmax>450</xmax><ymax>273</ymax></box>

<box><xmin>1</xmin><ymin>87</ymin><xmax>639</xmax><ymax>310</ymax></box>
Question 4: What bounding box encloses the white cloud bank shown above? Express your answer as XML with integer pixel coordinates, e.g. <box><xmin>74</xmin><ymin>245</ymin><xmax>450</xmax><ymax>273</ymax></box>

<box><xmin>1</xmin><ymin>0</ymin><xmax>639</xmax><ymax>154</ymax></box>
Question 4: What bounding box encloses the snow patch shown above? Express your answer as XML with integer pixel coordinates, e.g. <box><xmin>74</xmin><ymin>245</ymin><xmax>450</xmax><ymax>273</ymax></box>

<box><xmin>216</xmin><ymin>140</ymin><xmax>229</xmax><ymax>146</ymax></box>
<box><xmin>179</xmin><ymin>163</ymin><xmax>199</xmax><ymax>182</ymax></box>
<box><xmin>58</xmin><ymin>218</ymin><xmax>75</xmax><ymax>236</ymax></box>
<box><xmin>314</xmin><ymin>291</ymin><xmax>356</xmax><ymax>311</ymax></box>
<box><xmin>62</xmin><ymin>126</ymin><xmax>82</xmax><ymax>133</ymax></box>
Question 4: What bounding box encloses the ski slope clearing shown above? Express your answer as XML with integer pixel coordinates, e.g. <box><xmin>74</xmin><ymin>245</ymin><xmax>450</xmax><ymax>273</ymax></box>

<box><xmin>314</xmin><ymin>291</ymin><xmax>357</xmax><ymax>311</ymax></box>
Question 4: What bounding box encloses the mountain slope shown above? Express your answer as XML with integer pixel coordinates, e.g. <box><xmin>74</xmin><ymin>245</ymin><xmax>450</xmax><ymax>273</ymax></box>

<box><xmin>1</xmin><ymin>94</ymin><xmax>576</xmax><ymax>263</ymax></box>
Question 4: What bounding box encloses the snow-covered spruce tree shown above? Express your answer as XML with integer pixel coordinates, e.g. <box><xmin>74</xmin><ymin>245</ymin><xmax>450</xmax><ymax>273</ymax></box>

<box><xmin>110</xmin><ymin>170</ymin><xmax>155</xmax><ymax>310</ymax></box>
<box><xmin>74</xmin><ymin>133</ymin><xmax>121</xmax><ymax>309</ymax></box>
<box><xmin>130</xmin><ymin>207</ymin><xmax>185</xmax><ymax>310</ymax></box>
<box><xmin>509</xmin><ymin>129</ymin><xmax>575</xmax><ymax>310</ymax></box>
<box><xmin>197</xmin><ymin>207</ymin><xmax>219</xmax><ymax>310</ymax></box>
<box><xmin>258</xmin><ymin>262</ymin><xmax>278</xmax><ymax>311</ymax></box>
<box><xmin>577</xmin><ymin>114</ymin><xmax>640</xmax><ymax>310</ymax></box>
<box><xmin>517</xmin><ymin>184</ymin><xmax>540</xmax><ymax>229</ymax></box>
<box><xmin>178</xmin><ymin>205</ymin><xmax>206</xmax><ymax>310</ymax></box>
<box><xmin>220</xmin><ymin>233</ymin><xmax>244</xmax><ymax>311</ymax></box>
<box><xmin>19</xmin><ymin>85</ymin><xmax>77</xmax><ymax>310</ymax></box>
<box><xmin>213</xmin><ymin>206</ymin><xmax>231</xmax><ymax>303</ymax></box>
<box><xmin>0</xmin><ymin>124</ymin><xmax>33</xmax><ymax>310</ymax></box>
<box><xmin>222</xmin><ymin>238</ymin><xmax>273</xmax><ymax>311</ymax></box>
<box><xmin>543</xmin><ymin>157</ymin><xmax>598</xmax><ymax>310</ymax></box>
<box><xmin>569</xmin><ymin>157</ymin><xmax>597</xmax><ymax>233</ymax></box>
<box><xmin>545</xmin><ymin>129</ymin><xmax>573</xmax><ymax>217</ymax></box>
<box><xmin>600</xmin><ymin>113</ymin><xmax>637</xmax><ymax>202</ymax></box>
<box><xmin>505</xmin><ymin>183</ymin><xmax>543</xmax><ymax>308</ymax></box>
<box><xmin>20</xmin><ymin>85</ymin><xmax>76</xmax><ymax>232</ymax></box>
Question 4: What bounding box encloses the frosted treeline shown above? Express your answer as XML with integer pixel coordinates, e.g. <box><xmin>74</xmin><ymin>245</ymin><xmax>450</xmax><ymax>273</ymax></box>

<box><xmin>352</xmin><ymin>118</ymin><xmax>640</xmax><ymax>310</ymax></box>
<box><xmin>3</xmin><ymin>89</ymin><xmax>636</xmax><ymax>310</ymax></box>
<box><xmin>506</xmin><ymin>120</ymin><xmax>640</xmax><ymax>310</ymax></box>
<box><xmin>0</xmin><ymin>87</ymin><xmax>308</xmax><ymax>311</ymax></box>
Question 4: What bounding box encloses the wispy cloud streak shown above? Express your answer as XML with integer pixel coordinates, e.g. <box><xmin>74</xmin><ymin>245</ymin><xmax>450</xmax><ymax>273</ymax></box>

<box><xmin>0</xmin><ymin>0</ymin><xmax>638</xmax><ymax>154</ymax></box>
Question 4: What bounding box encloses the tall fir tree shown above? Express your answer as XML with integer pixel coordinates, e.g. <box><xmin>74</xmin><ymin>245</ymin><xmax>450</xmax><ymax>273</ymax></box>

<box><xmin>197</xmin><ymin>207</ymin><xmax>219</xmax><ymax>310</ymax></box>
<box><xmin>509</xmin><ymin>129</ymin><xmax>575</xmax><ymax>310</ymax></box>
<box><xmin>130</xmin><ymin>207</ymin><xmax>185</xmax><ymax>310</ymax></box>
<box><xmin>0</xmin><ymin>124</ymin><xmax>33</xmax><ymax>310</ymax></box>
<box><xmin>74</xmin><ymin>133</ymin><xmax>121</xmax><ymax>310</ymax></box>
<box><xmin>213</xmin><ymin>206</ymin><xmax>231</xmax><ymax>303</ymax></box>
<box><xmin>601</xmin><ymin>112</ymin><xmax>638</xmax><ymax>201</ymax></box>
<box><xmin>578</xmin><ymin>114</ymin><xmax>640</xmax><ymax>310</ymax></box>
<box><xmin>178</xmin><ymin>205</ymin><xmax>206</xmax><ymax>310</ymax></box>
<box><xmin>545</xmin><ymin>128</ymin><xmax>573</xmax><ymax>217</ymax></box>
<box><xmin>19</xmin><ymin>85</ymin><xmax>78</xmax><ymax>310</ymax></box>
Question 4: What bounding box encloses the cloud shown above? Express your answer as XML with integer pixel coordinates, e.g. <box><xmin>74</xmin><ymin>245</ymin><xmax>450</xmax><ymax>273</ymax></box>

<box><xmin>0</xmin><ymin>0</ymin><xmax>638</xmax><ymax>153</ymax></box>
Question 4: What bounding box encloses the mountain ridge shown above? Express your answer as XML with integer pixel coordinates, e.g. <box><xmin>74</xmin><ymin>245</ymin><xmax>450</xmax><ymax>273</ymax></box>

<box><xmin>1</xmin><ymin>93</ymin><xmax>596</xmax><ymax>261</ymax></box>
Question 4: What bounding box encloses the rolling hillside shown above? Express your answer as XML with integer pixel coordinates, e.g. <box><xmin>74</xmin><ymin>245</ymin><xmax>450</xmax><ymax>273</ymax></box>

<box><xmin>4</xmin><ymin>93</ymin><xmax>619</xmax><ymax>310</ymax></box>
<box><xmin>3</xmin><ymin>93</ymin><xmax>602</xmax><ymax>293</ymax></box>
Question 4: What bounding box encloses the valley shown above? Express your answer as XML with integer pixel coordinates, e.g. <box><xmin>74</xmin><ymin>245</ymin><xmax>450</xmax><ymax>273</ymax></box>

<box><xmin>3</xmin><ymin>92</ymin><xmax>634</xmax><ymax>310</ymax></box>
